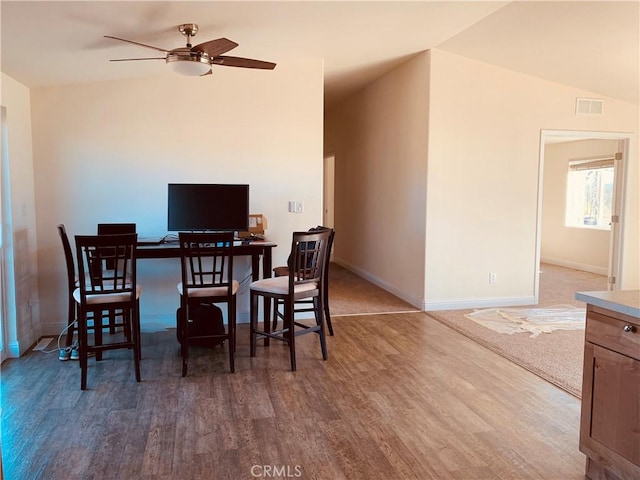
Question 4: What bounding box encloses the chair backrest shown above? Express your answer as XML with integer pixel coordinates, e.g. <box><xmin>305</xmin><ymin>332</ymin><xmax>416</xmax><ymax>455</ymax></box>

<box><xmin>284</xmin><ymin>226</ymin><xmax>334</xmax><ymax>265</ymax></box>
<box><xmin>178</xmin><ymin>232</ymin><xmax>235</xmax><ymax>298</ymax></box>
<box><xmin>74</xmin><ymin>233</ymin><xmax>138</xmax><ymax>303</ymax></box>
<box><xmin>97</xmin><ymin>223</ymin><xmax>136</xmax><ymax>235</ymax></box>
<box><xmin>57</xmin><ymin>224</ymin><xmax>76</xmax><ymax>292</ymax></box>
<box><xmin>309</xmin><ymin>225</ymin><xmax>335</xmax><ymax>278</ymax></box>
<box><xmin>288</xmin><ymin>229</ymin><xmax>332</xmax><ymax>293</ymax></box>
<box><xmin>97</xmin><ymin>224</ymin><xmax>136</xmax><ymax>270</ymax></box>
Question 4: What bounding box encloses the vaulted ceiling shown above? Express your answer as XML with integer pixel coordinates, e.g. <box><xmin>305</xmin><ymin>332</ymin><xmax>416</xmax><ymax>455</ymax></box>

<box><xmin>2</xmin><ymin>1</ymin><xmax>638</xmax><ymax>107</ymax></box>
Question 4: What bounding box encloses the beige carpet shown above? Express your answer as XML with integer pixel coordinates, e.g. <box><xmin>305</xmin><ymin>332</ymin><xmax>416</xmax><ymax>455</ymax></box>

<box><xmin>331</xmin><ymin>262</ymin><xmax>607</xmax><ymax>398</ymax></box>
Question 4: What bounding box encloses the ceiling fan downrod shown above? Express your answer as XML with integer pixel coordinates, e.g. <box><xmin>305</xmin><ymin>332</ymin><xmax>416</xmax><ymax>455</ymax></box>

<box><xmin>178</xmin><ymin>23</ymin><xmax>199</xmax><ymax>48</ymax></box>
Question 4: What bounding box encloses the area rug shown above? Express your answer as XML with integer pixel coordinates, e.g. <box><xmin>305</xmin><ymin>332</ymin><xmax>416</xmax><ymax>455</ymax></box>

<box><xmin>464</xmin><ymin>305</ymin><xmax>586</xmax><ymax>337</ymax></box>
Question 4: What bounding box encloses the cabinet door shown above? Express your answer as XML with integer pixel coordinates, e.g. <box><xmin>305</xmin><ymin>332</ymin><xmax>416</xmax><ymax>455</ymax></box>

<box><xmin>581</xmin><ymin>342</ymin><xmax>640</xmax><ymax>473</ymax></box>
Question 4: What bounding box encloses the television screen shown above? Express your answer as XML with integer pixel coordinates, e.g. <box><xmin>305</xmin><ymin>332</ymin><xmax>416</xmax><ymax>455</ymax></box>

<box><xmin>167</xmin><ymin>183</ymin><xmax>249</xmax><ymax>232</ymax></box>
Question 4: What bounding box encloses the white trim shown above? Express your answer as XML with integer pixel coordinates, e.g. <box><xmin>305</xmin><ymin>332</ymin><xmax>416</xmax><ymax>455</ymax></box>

<box><xmin>7</xmin><ymin>340</ymin><xmax>21</xmax><ymax>358</ymax></box>
<box><xmin>333</xmin><ymin>258</ymin><xmax>537</xmax><ymax>313</ymax></box>
<box><xmin>540</xmin><ymin>257</ymin><xmax>608</xmax><ymax>276</ymax></box>
<box><xmin>424</xmin><ymin>296</ymin><xmax>535</xmax><ymax>312</ymax></box>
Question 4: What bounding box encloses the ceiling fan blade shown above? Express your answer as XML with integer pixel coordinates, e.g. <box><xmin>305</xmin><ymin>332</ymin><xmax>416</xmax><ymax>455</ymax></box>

<box><xmin>212</xmin><ymin>56</ymin><xmax>276</xmax><ymax>70</ymax></box>
<box><xmin>200</xmin><ymin>69</ymin><xmax>213</xmax><ymax>77</ymax></box>
<box><xmin>109</xmin><ymin>57</ymin><xmax>166</xmax><ymax>62</ymax></box>
<box><xmin>104</xmin><ymin>35</ymin><xmax>169</xmax><ymax>53</ymax></box>
<box><xmin>192</xmin><ymin>38</ymin><xmax>238</xmax><ymax>57</ymax></box>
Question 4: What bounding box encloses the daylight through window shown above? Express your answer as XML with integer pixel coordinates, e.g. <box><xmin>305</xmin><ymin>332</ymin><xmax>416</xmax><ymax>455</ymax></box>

<box><xmin>565</xmin><ymin>157</ymin><xmax>614</xmax><ymax>230</ymax></box>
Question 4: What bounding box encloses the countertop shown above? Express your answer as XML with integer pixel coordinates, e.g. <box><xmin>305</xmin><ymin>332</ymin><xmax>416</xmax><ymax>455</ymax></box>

<box><xmin>575</xmin><ymin>290</ymin><xmax>640</xmax><ymax>318</ymax></box>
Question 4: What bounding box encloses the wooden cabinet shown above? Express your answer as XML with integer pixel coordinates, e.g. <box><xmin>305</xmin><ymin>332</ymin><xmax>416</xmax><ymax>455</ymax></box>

<box><xmin>579</xmin><ymin>302</ymin><xmax>640</xmax><ymax>480</ymax></box>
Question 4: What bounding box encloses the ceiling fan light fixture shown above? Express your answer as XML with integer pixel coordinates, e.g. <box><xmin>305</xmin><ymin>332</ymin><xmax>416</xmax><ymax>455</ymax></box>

<box><xmin>166</xmin><ymin>53</ymin><xmax>211</xmax><ymax>76</ymax></box>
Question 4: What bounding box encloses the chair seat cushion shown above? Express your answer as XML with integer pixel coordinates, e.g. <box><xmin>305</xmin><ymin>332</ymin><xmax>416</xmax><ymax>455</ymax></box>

<box><xmin>177</xmin><ymin>280</ymin><xmax>239</xmax><ymax>297</ymax></box>
<box><xmin>73</xmin><ymin>284</ymin><xmax>142</xmax><ymax>305</ymax></box>
<box><xmin>250</xmin><ymin>276</ymin><xmax>318</xmax><ymax>295</ymax></box>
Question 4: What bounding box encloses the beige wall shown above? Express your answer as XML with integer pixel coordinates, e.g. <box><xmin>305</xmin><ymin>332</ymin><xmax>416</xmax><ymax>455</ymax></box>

<box><xmin>25</xmin><ymin>59</ymin><xmax>324</xmax><ymax>335</ymax></box>
<box><xmin>426</xmin><ymin>50</ymin><xmax>637</xmax><ymax>308</ymax></box>
<box><xmin>541</xmin><ymin>139</ymin><xmax>618</xmax><ymax>275</ymax></box>
<box><xmin>326</xmin><ymin>49</ymin><xmax>638</xmax><ymax>310</ymax></box>
<box><xmin>1</xmin><ymin>73</ymin><xmax>41</xmax><ymax>355</ymax></box>
<box><xmin>324</xmin><ymin>52</ymin><xmax>430</xmax><ymax>306</ymax></box>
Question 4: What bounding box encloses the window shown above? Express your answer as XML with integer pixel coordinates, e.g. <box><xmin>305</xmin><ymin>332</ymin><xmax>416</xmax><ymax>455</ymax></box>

<box><xmin>565</xmin><ymin>157</ymin><xmax>614</xmax><ymax>230</ymax></box>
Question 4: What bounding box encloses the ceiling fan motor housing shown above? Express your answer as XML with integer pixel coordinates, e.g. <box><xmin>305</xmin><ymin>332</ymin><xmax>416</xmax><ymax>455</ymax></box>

<box><xmin>166</xmin><ymin>49</ymin><xmax>211</xmax><ymax>76</ymax></box>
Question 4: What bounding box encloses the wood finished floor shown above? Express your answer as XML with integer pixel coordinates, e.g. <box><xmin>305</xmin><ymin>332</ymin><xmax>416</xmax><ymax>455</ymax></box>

<box><xmin>1</xmin><ymin>314</ymin><xmax>585</xmax><ymax>480</ymax></box>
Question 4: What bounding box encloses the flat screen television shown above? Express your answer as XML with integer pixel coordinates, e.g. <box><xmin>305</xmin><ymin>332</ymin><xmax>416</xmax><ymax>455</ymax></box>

<box><xmin>167</xmin><ymin>183</ymin><xmax>249</xmax><ymax>232</ymax></box>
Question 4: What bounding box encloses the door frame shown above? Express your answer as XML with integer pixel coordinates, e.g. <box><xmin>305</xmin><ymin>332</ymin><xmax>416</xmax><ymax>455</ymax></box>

<box><xmin>323</xmin><ymin>154</ymin><xmax>335</xmax><ymax>261</ymax></box>
<box><xmin>1</xmin><ymin>106</ymin><xmax>9</xmax><ymax>362</ymax></box>
<box><xmin>535</xmin><ymin>129</ymin><xmax>632</xmax><ymax>302</ymax></box>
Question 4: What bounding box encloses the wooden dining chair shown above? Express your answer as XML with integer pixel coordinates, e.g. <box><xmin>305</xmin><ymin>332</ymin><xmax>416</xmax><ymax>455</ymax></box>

<box><xmin>272</xmin><ymin>226</ymin><xmax>335</xmax><ymax>336</ymax></box>
<box><xmin>74</xmin><ymin>233</ymin><xmax>142</xmax><ymax>390</ymax></box>
<box><xmin>177</xmin><ymin>232</ymin><xmax>238</xmax><ymax>376</ymax></box>
<box><xmin>57</xmin><ymin>224</ymin><xmax>79</xmax><ymax>351</ymax></box>
<box><xmin>250</xmin><ymin>229</ymin><xmax>332</xmax><ymax>371</ymax></box>
<box><xmin>97</xmin><ymin>223</ymin><xmax>136</xmax><ymax>334</ymax></box>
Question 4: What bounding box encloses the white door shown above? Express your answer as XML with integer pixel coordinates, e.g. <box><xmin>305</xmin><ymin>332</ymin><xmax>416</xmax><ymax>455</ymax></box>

<box><xmin>607</xmin><ymin>143</ymin><xmax>628</xmax><ymax>289</ymax></box>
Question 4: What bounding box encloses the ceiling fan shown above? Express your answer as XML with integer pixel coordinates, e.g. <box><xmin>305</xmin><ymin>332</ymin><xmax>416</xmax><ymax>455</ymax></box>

<box><xmin>105</xmin><ymin>23</ymin><xmax>276</xmax><ymax>76</ymax></box>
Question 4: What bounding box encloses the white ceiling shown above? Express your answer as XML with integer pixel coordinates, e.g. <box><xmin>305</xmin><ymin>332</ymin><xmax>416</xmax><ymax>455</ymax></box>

<box><xmin>1</xmin><ymin>1</ymin><xmax>638</xmax><ymax>107</ymax></box>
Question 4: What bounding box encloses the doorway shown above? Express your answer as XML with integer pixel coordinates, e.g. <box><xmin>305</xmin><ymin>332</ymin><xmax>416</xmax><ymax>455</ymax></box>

<box><xmin>535</xmin><ymin>130</ymin><xmax>631</xmax><ymax>302</ymax></box>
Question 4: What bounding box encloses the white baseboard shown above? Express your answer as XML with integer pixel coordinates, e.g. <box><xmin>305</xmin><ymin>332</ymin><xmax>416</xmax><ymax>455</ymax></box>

<box><xmin>333</xmin><ymin>258</ymin><xmax>536</xmax><ymax>312</ymax></box>
<box><xmin>424</xmin><ymin>296</ymin><xmax>536</xmax><ymax>311</ymax></box>
<box><xmin>7</xmin><ymin>340</ymin><xmax>21</xmax><ymax>358</ymax></box>
<box><xmin>540</xmin><ymin>257</ymin><xmax>608</xmax><ymax>276</ymax></box>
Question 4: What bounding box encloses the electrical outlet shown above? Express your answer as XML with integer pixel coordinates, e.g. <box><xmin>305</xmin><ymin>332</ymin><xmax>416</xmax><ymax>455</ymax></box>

<box><xmin>489</xmin><ymin>272</ymin><xmax>497</xmax><ymax>284</ymax></box>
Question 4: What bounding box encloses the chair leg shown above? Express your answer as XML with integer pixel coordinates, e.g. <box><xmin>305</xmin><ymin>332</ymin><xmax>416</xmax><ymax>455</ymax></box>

<box><xmin>109</xmin><ymin>310</ymin><xmax>116</xmax><ymax>334</ymax></box>
<box><xmin>272</xmin><ymin>298</ymin><xmax>279</xmax><ymax>331</ymax></box>
<box><xmin>324</xmin><ymin>296</ymin><xmax>334</xmax><ymax>336</ymax></box>
<box><xmin>230</xmin><ymin>297</ymin><xmax>237</xmax><ymax>354</ymax></box>
<box><xmin>317</xmin><ymin>297</ymin><xmax>328</xmax><ymax>361</ymax></box>
<box><xmin>132</xmin><ymin>303</ymin><xmax>141</xmax><ymax>383</ymax></box>
<box><xmin>250</xmin><ymin>291</ymin><xmax>257</xmax><ymax>357</ymax></box>
<box><xmin>263</xmin><ymin>297</ymin><xmax>271</xmax><ymax>347</ymax></box>
<box><xmin>65</xmin><ymin>296</ymin><xmax>75</xmax><ymax>347</ymax></box>
<box><xmin>121</xmin><ymin>308</ymin><xmax>131</xmax><ymax>343</ymax></box>
<box><xmin>180</xmin><ymin>302</ymin><xmax>189</xmax><ymax>377</ymax></box>
<box><xmin>94</xmin><ymin>312</ymin><xmax>103</xmax><ymax>361</ymax></box>
<box><xmin>138</xmin><ymin>307</ymin><xmax>142</xmax><ymax>361</ymax></box>
<box><xmin>263</xmin><ymin>296</ymin><xmax>271</xmax><ymax>348</ymax></box>
<box><xmin>228</xmin><ymin>299</ymin><xmax>235</xmax><ymax>373</ymax></box>
<box><xmin>285</xmin><ymin>300</ymin><xmax>296</xmax><ymax>371</ymax></box>
<box><xmin>79</xmin><ymin>308</ymin><xmax>88</xmax><ymax>390</ymax></box>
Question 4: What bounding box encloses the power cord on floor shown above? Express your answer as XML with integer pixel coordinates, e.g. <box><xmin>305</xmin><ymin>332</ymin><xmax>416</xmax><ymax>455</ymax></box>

<box><xmin>40</xmin><ymin>321</ymin><xmax>76</xmax><ymax>354</ymax></box>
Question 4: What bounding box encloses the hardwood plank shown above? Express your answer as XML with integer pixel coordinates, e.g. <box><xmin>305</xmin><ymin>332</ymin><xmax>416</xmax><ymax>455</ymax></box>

<box><xmin>1</xmin><ymin>312</ymin><xmax>585</xmax><ymax>479</ymax></box>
